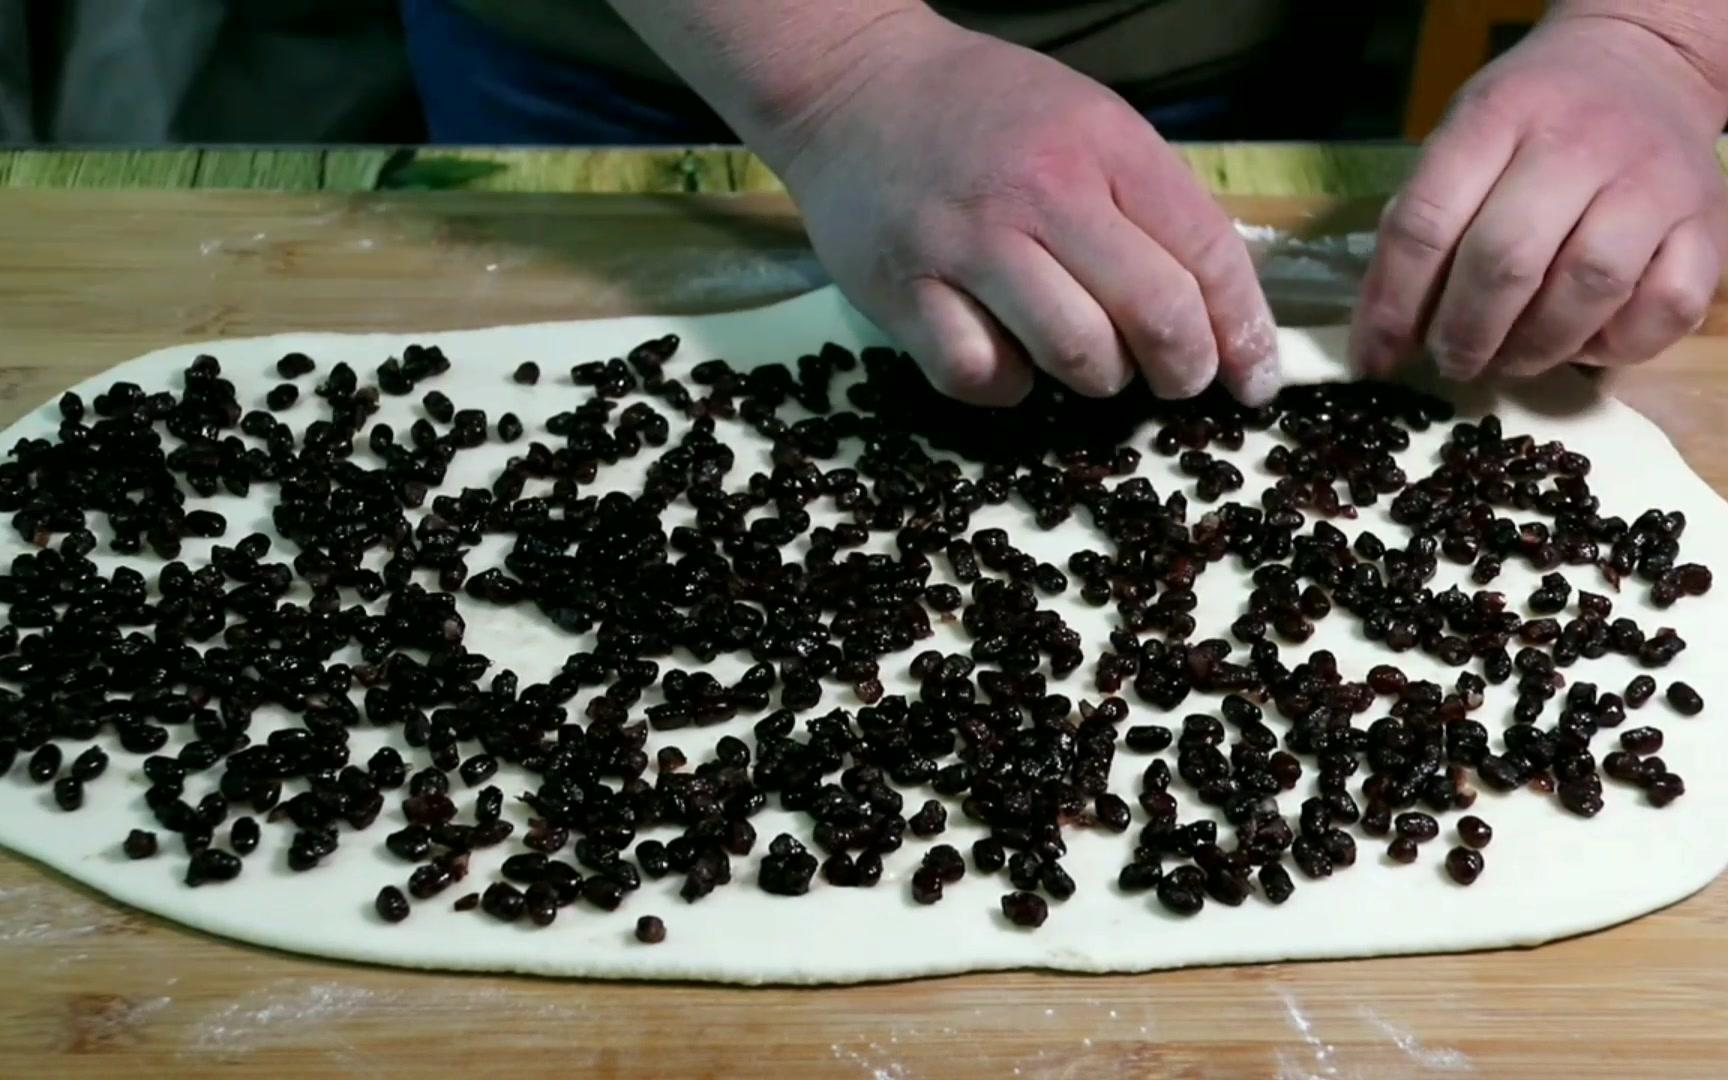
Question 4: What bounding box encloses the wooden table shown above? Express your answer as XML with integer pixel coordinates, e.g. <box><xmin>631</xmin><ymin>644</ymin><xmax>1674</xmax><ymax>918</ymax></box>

<box><xmin>2</xmin><ymin>187</ymin><xmax>1727</xmax><ymax>1078</ymax></box>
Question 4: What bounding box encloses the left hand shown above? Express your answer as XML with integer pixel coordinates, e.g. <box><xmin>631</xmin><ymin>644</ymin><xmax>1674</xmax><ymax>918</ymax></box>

<box><xmin>1352</xmin><ymin>13</ymin><xmax>1728</xmax><ymax>381</ymax></box>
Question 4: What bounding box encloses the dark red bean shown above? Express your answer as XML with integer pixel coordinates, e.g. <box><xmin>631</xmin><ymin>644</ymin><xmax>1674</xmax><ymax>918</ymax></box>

<box><xmin>1457</xmin><ymin>816</ymin><xmax>1492</xmax><ymax>848</ymax></box>
<box><xmin>635</xmin><ymin>915</ymin><xmax>666</xmax><ymax>943</ymax></box>
<box><xmin>408</xmin><ymin>862</ymin><xmax>455</xmax><ymax>899</ymax></box>
<box><xmin>185</xmin><ymin>849</ymin><xmax>242</xmax><ymax>886</ymax></box>
<box><xmin>481</xmin><ymin>882</ymin><xmax>525</xmax><ymax>921</ymax></box>
<box><xmin>230</xmin><ymin>816</ymin><xmax>260</xmax><ymax>854</ymax></box>
<box><xmin>266</xmin><ymin>384</ymin><xmax>299</xmax><ymax>411</ymax></box>
<box><xmin>908</xmin><ymin>799</ymin><xmax>947</xmax><ymax>837</ymax></box>
<box><xmin>1118</xmin><ymin>861</ymin><xmax>1162</xmax><ymax>892</ymax></box>
<box><xmin>1001</xmin><ymin>891</ymin><xmax>1049</xmax><ymax>928</ymax></box>
<box><xmin>1445</xmin><ymin>846</ymin><xmax>1484</xmax><ymax>885</ymax></box>
<box><xmin>524</xmin><ymin>884</ymin><xmax>559</xmax><ymax>926</ymax></box>
<box><xmin>910</xmin><ymin>866</ymin><xmax>945</xmax><ymax>904</ymax></box>
<box><xmin>1647</xmin><ymin>772</ymin><xmax>1686</xmax><ymax>806</ymax></box>
<box><xmin>1156</xmin><ymin>874</ymin><xmax>1206</xmax><ymax>915</ymax></box>
<box><xmin>1093</xmin><ymin>793</ymin><xmax>1131</xmax><ymax>832</ymax></box>
<box><xmin>1394</xmin><ymin>812</ymin><xmax>1439</xmax><ymax>842</ymax></box>
<box><xmin>1367</xmin><ymin>665</ymin><xmax>1407</xmax><ymax>695</ymax></box>
<box><xmin>1040</xmin><ymin>861</ymin><xmax>1076</xmax><ymax>900</ymax></box>
<box><xmin>53</xmin><ymin>777</ymin><xmax>83</xmax><ymax>811</ymax></box>
<box><xmin>1625</xmin><ymin>675</ymin><xmax>1657</xmax><ymax>708</ymax></box>
<box><xmin>27</xmin><ymin>744</ymin><xmax>61</xmax><ymax>784</ymax></box>
<box><xmin>1360</xmin><ymin>803</ymin><xmax>1391</xmax><ymax>837</ymax></box>
<box><xmin>70</xmin><ymin>746</ymin><xmax>108</xmax><ymax>782</ymax></box>
<box><xmin>1619</xmin><ymin>727</ymin><xmax>1664</xmax><ymax>754</ymax></box>
<box><xmin>1666</xmin><ymin>681</ymin><xmax>1703</xmax><ymax>716</ymax></box>
<box><xmin>1125</xmin><ymin>725</ymin><xmax>1173</xmax><ymax>752</ymax></box>
<box><xmin>923</xmin><ymin>845</ymin><xmax>966</xmax><ymax>885</ymax></box>
<box><xmin>1258</xmin><ymin>863</ymin><xmax>1294</xmax><ymax>904</ymax></box>
<box><xmin>375</xmin><ymin>885</ymin><xmax>411</xmax><ymax>922</ymax></box>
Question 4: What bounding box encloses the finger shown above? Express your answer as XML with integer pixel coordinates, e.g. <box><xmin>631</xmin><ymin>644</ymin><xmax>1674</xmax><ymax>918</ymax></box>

<box><xmin>1350</xmin><ymin>109</ymin><xmax>1519</xmax><ymax>377</ymax></box>
<box><xmin>958</xmin><ymin>233</ymin><xmax>1136</xmax><ymax>398</ymax></box>
<box><xmin>1039</xmin><ymin>209</ymin><xmax>1225</xmax><ymax>401</ymax></box>
<box><xmin>1579</xmin><ymin>216</ymin><xmax>1721</xmax><ymax>366</ymax></box>
<box><xmin>896</xmin><ymin>276</ymin><xmax>1036</xmax><ymax>406</ymax></box>
<box><xmin>1107</xmin><ymin>141</ymin><xmax>1277</xmax><ymax>403</ymax></box>
<box><xmin>1424</xmin><ymin>144</ymin><xmax>1608</xmax><ymax>381</ymax></box>
<box><xmin>1496</xmin><ymin>178</ymin><xmax>1678</xmax><ymax>377</ymax></box>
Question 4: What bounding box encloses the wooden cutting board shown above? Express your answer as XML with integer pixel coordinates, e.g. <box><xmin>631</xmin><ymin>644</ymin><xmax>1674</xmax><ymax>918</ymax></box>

<box><xmin>1</xmin><ymin>189</ymin><xmax>1726</xmax><ymax>1078</ymax></box>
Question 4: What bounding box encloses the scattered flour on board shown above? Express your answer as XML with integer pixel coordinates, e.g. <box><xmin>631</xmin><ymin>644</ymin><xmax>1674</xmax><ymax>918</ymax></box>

<box><xmin>189</xmin><ymin>981</ymin><xmax>392</xmax><ymax>1053</ymax></box>
<box><xmin>831</xmin><ymin>1039</ymin><xmax>913</xmax><ymax>1080</ymax></box>
<box><xmin>183</xmin><ymin>979</ymin><xmax>599</xmax><ymax>1059</ymax></box>
<box><xmin>74</xmin><ymin>995</ymin><xmax>175</xmax><ymax>1047</ymax></box>
<box><xmin>1275</xmin><ymin>987</ymin><xmax>1342</xmax><ymax>1080</ymax></box>
<box><xmin>1359</xmin><ymin>1007</ymin><xmax>1474</xmax><ymax>1072</ymax></box>
<box><xmin>0</xmin><ymin>884</ymin><xmax>111</xmax><ymax>944</ymax></box>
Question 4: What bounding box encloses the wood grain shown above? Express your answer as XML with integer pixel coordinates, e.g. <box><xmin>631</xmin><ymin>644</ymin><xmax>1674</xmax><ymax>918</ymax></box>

<box><xmin>0</xmin><ymin>144</ymin><xmax>1432</xmax><ymax>199</ymax></box>
<box><xmin>1</xmin><ymin>189</ymin><xmax>1727</xmax><ymax>1078</ymax></box>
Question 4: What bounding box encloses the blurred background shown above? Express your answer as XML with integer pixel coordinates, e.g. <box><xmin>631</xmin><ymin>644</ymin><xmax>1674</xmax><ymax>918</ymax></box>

<box><xmin>0</xmin><ymin>1</ymin><xmax>1544</xmax><ymax>147</ymax></box>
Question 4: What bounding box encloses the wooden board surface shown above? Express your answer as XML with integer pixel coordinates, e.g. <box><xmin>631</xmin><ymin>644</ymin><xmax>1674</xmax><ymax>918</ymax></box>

<box><xmin>0</xmin><ymin>144</ymin><xmax>1428</xmax><ymax>199</ymax></box>
<box><xmin>1</xmin><ymin>189</ymin><xmax>1727</xmax><ymax>1078</ymax></box>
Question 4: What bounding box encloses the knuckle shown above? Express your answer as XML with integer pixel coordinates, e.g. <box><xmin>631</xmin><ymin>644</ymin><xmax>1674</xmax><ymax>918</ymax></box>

<box><xmin>930</xmin><ymin>341</ymin><xmax>1004</xmax><ymax>401</ymax></box>
<box><xmin>1428</xmin><ymin>323</ymin><xmax>1495</xmax><ymax>367</ymax></box>
<box><xmin>1563</xmin><ymin>248</ymin><xmax>1638</xmax><ymax>300</ymax></box>
<box><xmin>1182</xmin><ymin>223</ymin><xmax>1253</xmax><ymax>286</ymax></box>
<box><xmin>1496</xmin><ymin>327</ymin><xmax>1558</xmax><ymax>364</ymax></box>
<box><xmin>1380</xmin><ymin>192</ymin><xmax>1455</xmax><ymax>258</ymax></box>
<box><xmin>1644</xmin><ymin>279</ymin><xmax>1711</xmax><ymax>333</ymax></box>
<box><xmin>1463</xmin><ymin>235</ymin><xmax>1546</xmax><ymax>289</ymax></box>
<box><xmin>1158</xmin><ymin>198</ymin><xmax>1237</xmax><ymax>258</ymax></box>
<box><xmin>1445</xmin><ymin>74</ymin><xmax>1563</xmax><ymax>146</ymax></box>
<box><xmin>1446</xmin><ymin>77</ymin><xmax>1523</xmax><ymax>129</ymax></box>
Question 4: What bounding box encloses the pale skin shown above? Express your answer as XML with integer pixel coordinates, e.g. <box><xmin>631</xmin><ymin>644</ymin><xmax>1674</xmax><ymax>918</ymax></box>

<box><xmin>606</xmin><ymin>1</ymin><xmax>1728</xmax><ymax>404</ymax></box>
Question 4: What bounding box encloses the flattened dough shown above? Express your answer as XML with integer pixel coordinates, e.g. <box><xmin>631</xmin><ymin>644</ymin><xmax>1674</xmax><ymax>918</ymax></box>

<box><xmin>0</xmin><ymin>287</ymin><xmax>1724</xmax><ymax>984</ymax></box>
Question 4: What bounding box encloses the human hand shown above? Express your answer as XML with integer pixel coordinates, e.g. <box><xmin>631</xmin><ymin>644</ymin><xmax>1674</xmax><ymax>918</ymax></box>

<box><xmin>763</xmin><ymin>10</ymin><xmax>1279</xmax><ymax>405</ymax></box>
<box><xmin>1353</xmin><ymin>14</ymin><xmax>1728</xmax><ymax>382</ymax></box>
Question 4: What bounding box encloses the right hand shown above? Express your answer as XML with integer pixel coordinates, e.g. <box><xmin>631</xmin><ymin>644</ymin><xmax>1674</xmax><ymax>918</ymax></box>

<box><xmin>761</xmin><ymin>11</ymin><xmax>1280</xmax><ymax>406</ymax></box>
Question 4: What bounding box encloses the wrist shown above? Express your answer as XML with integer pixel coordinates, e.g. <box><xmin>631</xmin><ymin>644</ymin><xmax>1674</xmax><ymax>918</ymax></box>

<box><xmin>606</xmin><ymin>1</ymin><xmax>945</xmax><ymax>173</ymax></box>
<box><xmin>1545</xmin><ymin>2</ymin><xmax>1728</xmax><ymax>124</ymax></box>
<box><xmin>748</xmin><ymin>6</ymin><xmax>960</xmax><ymax>180</ymax></box>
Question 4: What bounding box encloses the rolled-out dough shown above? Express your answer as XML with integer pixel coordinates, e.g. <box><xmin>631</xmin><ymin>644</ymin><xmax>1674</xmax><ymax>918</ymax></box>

<box><xmin>0</xmin><ymin>287</ymin><xmax>1723</xmax><ymax>984</ymax></box>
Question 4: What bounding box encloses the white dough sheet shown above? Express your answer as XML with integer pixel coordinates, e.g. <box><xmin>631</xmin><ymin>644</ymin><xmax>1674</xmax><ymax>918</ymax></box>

<box><xmin>0</xmin><ymin>286</ymin><xmax>1723</xmax><ymax>984</ymax></box>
